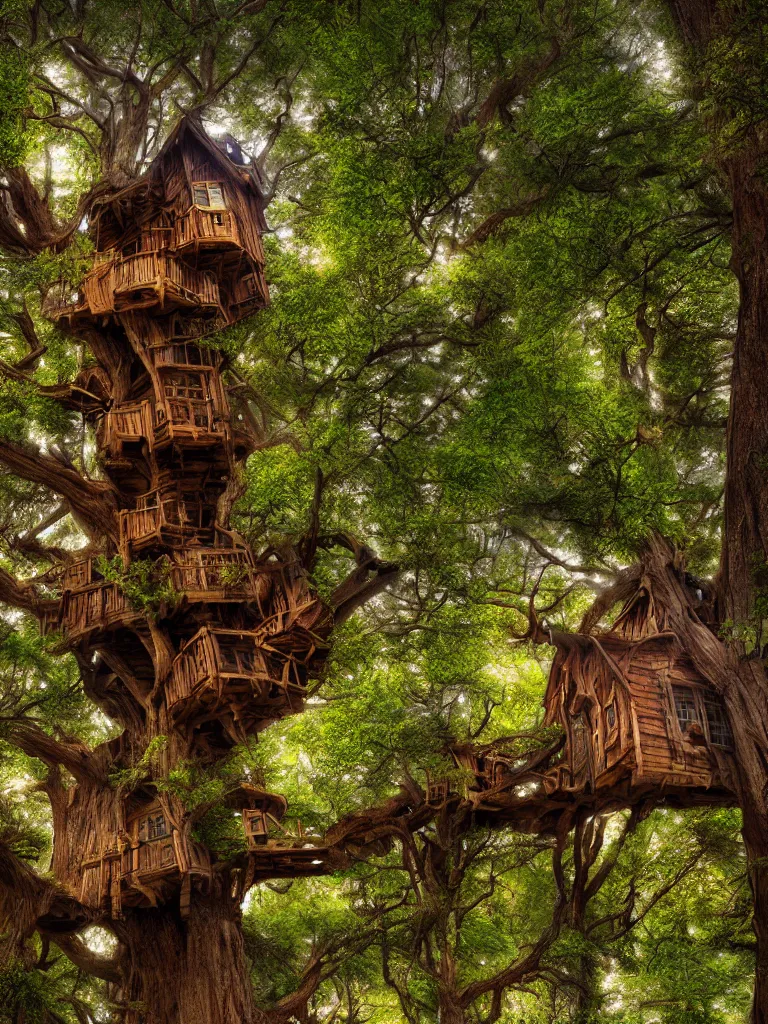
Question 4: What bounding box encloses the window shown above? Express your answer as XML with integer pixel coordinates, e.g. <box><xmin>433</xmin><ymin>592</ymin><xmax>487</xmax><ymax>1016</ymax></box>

<box><xmin>704</xmin><ymin>695</ymin><xmax>734</xmax><ymax>747</ymax></box>
<box><xmin>147</xmin><ymin>813</ymin><xmax>167</xmax><ymax>840</ymax></box>
<box><xmin>138</xmin><ymin>812</ymin><xmax>168</xmax><ymax>842</ymax></box>
<box><xmin>164</xmin><ymin>372</ymin><xmax>205</xmax><ymax>401</ymax></box>
<box><xmin>606</xmin><ymin>703</ymin><xmax>616</xmax><ymax>730</ymax></box>
<box><xmin>192</xmin><ymin>182</ymin><xmax>226</xmax><ymax>209</ymax></box>
<box><xmin>673</xmin><ymin>686</ymin><xmax>699</xmax><ymax>730</ymax></box>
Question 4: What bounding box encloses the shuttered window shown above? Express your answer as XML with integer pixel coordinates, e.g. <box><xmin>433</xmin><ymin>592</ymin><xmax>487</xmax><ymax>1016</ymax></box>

<box><xmin>192</xmin><ymin>182</ymin><xmax>226</xmax><ymax>209</ymax></box>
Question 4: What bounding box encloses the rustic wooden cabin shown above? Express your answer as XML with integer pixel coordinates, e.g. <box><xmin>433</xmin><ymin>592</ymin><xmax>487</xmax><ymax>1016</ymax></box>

<box><xmin>241</xmin><ymin>789</ymin><xmax>288</xmax><ymax>848</ymax></box>
<box><xmin>165</xmin><ymin>626</ymin><xmax>309</xmax><ymax>742</ymax></box>
<box><xmin>540</xmin><ymin>585</ymin><xmax>736</xmax><ymax>804</ymax></box>
<box><xmin>44</xmin><ymin>117</ymin><xmax>269</xmax><ymax>331</ymax></box>
<box><xmin>79</xmin><ymin>796</ymin><xmax>212</xmax><ymax>918</ymax></box>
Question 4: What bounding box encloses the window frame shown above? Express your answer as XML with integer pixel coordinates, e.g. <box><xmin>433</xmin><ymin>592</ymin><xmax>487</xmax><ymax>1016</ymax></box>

<box><xmin>671</xmin><ymin>684</ymin><xmax>733</xmax><ymax>749</ymax></box>
<box><xmin>191</xmin><ymin>181</ymin><xmax>227</xmax><ymax>210</ymax></box>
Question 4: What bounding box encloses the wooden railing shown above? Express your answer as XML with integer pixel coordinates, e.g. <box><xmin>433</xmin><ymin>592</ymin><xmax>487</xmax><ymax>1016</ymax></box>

<box><xmin>112</xmin><ymin>253</ymin><xmax>220</xmax><ymax>308</ymax></box>
<box><xmin>170</xmin><ymin>549</ymin><xmax>263</xmax><ymax>600</ymax></box>
<box><xmin>174</xmin><ymin>207</ymin><xmax>239</xmax><ymax>250</ymax></box>
<box><xmin>158</xmin><ymin>397</ymin><xmax>215</xmax><ymax>431</ymax></box>
<box><xmin>103</xmin><ymin>403</ymin><xmax>153</xmax><ymax>451</ymax></box>
<box><xmin>151</xmin><ymin>342</ymin><xmax>219</xmax><ymax>368</ymax></box>
<box><xmin>42</xmin><ymin>281</ymin><xmax>87</xmax><ymax>319</ymax></box>
<box><xmin>57</xmin><ymin>583</ymin><xmax>133</xmax><ymax>639</ymax></box>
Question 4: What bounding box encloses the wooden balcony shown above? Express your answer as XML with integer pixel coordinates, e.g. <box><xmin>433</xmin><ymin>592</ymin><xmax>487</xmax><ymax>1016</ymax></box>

<box><xmin>45</xmin><ymin>252</ymin><xmax>222</xmax><ymax>327</ymax></box>
<box><xmin>153</xmin><ymin>395</ymin><xmax>227</xmax><ymax>448</ymax></box>
<box><xmin>173</xmin><ymin>207</ymin><xmax>241</xmax><ymax>254</ymax></box>
<box><xmin>150</xmin><ymin>341</ymin><xmax>220</xmax><ymax>369</ymax></box>
<box><xmin>102</xmin><ymin>402</ymin><xmax>153</xmax><ymax>459</ymax></box>
<box><xmin>170</xmin><ymin>548</ymin><xmax>269</xmax><ymax>604</ymax></box>
<box><xmin>102</xmin><ymin>395</ymin><xmax>226</xmax><ymax>460</ymax></box>
<box><xmin>166</xmin><ymin>627</ymin><xmax>306</xmax><ymax>734</ymax></box>
<box><xmin>111</xmin><ymin>253</ymin><xmax>220</xmax><ymax>312</ymax></box>
<box><xmin>119</xmin><ymin>492</ymin><xmax>216</xmax><ymax>553</ymax></box>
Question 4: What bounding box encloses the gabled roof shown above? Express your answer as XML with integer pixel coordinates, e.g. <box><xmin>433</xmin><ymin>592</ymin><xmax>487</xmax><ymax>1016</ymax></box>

<box><xmin>89</xmin><ymin>115</ymin><xmax>265</xmax><ymax>227</ymax></box>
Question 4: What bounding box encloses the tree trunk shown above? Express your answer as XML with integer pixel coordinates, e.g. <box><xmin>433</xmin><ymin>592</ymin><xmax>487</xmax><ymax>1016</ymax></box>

<box><xmin>118</xmin><ymin>887</ymin><xmax>258</xmax><ymax>1024</ymax></box>
<box><xmin>721</xmin><ymin>155</ymin><xmax>768</xmax><ymax>1024</ymax></box>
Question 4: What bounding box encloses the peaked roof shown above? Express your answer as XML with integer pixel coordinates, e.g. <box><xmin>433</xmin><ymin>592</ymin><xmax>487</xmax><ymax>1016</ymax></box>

<box><xmin>89</xmin><ymin>115</ymin><xmax>265</xmax><ymax>225</ymax></box>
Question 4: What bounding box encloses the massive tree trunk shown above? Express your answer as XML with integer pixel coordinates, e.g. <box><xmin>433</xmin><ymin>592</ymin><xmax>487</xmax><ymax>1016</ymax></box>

<box><xmin>720</xmin><ymin>156</ymin><xmax>768</xmax><ymax>1022</ymax></box>
<box><xmin>661</xmin><ymin>4</ymin><xmax>768</xmax><ymax>1019</ymax></box>
<box><xmin>117</xmin><ymin>887</ymin><xmax>257</xmax><ymax>1024</ymax></box>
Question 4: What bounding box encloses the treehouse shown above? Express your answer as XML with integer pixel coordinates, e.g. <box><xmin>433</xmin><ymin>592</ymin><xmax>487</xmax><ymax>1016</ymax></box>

<box><xmin>540</xmin><ymin>584</ymin><xmax>737</xmax><ymax>805</ymax></box>
<box><xmin>78</xmin><ymin>796</ymin><xmax>211</xmax><ymax>918</ymax></box>
<box><xmin>45</xmin><ymin>117</ymin><xmax>269</xmax><ymax>332</ymax></box>
<box><xmin>241</xmin><ymin>789</ymin><xmax>288</xmax><ymax>848</ymax></box>
<box><xmin>165</xmin><ymin>626</ymin><xmax>310</xmax><ymax>742</ymax></box>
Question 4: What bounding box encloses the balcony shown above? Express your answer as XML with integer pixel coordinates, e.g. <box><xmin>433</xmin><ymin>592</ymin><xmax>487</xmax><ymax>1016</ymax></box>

<box><xmin>170</xmin><ymin>548</ymin><xmax>269</xmax><ymax>604</ymax></box>
<box><xmin>102</xmin><ymin>393</ymin><xmax>227</xmax><ymax>460</ymax></box>
<box><xmin>119</xmin><ymin>492</ymin><xmax>216</xmax><ymax>554</ymax></box>
<box><xmin>44</xmin><ymin>252</ymin><xmax>222</xmax><ymax>328</ymax></box>
<box><xmin>173</xmin><ymin>207</ymin><xmax>241</xmax><ymax>255</ymax></box>
<box><xmin>166</xmin><ymin>627</ymin><xmax>306</xmax><ymax>734</ymax></box>
<box><xmin>111</xmin><ymin>253</ymin><xmax>220</xmax><ymax>313</ymax></box>
<box><xmin>150</xmin><ymin>341</ymin><xmax>220</xmax><ymax>369</ymax></box>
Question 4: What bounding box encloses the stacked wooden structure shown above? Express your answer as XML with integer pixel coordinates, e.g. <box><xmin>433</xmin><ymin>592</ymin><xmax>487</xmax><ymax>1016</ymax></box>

<box><xmin>41</xmin><ymin>119</ymin><xmax>332</xmax><ymax>915</ymax></box>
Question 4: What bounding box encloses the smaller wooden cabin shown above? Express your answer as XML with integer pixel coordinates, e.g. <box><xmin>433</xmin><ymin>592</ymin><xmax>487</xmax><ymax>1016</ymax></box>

<box><xmin>78</xmin><ymin>796</ymin><xmax>211</xmax><ymax>917</ymax></box>
<box><xmin>45</xmin><ymin>117</ymin><xmax>269</xmax><ymax>332</ymax></box>
<box><xmin>541</xmin><ymin>585</ymin><xmax>736</xmax><ymax>804</ymax></box>
<box><xmin>241</xmin><ymin>788</ymin><xmax>288</xmax><ymax>848</ymax></box>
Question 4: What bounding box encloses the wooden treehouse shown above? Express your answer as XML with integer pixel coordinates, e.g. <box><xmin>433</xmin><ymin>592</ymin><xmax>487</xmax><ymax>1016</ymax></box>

<box><xmin>455</xmin><ymin>581</ymin><xmax>737</xmax><ymax>827</ymax></box>
<box><xmin>541</xmin><ymin>583</ymin><xmax>736</xmax><ymax>803</ymax></box>
<box><xmin>44</xmin><ymin>117</ymin><xmax>268</xmax><ymax>332</ymax></box>
<box><xmin>36</xmin><ymin>118</ymin><xmax>346</xmax><ymax>912</ymax></box>
<box><xmin>78</xmin><ymin>795</ymin><xmax>212</xmax><ymax>918</ymax></box>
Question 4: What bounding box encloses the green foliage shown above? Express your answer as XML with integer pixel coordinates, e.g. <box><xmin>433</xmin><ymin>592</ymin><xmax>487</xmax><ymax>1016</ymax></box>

<box><xmin>95</xmin><ymin>555</ymin><xmax>178</xmax><ymax>614</ymax></box>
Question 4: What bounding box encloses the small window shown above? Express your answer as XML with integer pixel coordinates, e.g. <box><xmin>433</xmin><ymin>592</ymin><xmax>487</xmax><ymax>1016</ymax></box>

<box><xmin>147</xmin><ymin>813</ymin><xmax>167</xmax><ymax>840</ymax></box>
<box><xmin>704</xmin><ymin>695</ymin><xmax>733</xmax><ymax>748</ymax></box>
<box><xmin>606</xmin><ymin>703</ymin><xmax>616</xmax><ymax>730</ymax></box>
<box><xmin>673</xmin><ymin>686</ymin><xmax>699</xmax><ymax>731</ymax></box>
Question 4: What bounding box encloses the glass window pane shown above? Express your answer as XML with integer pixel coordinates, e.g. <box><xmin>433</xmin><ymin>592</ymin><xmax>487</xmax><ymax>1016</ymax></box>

<box><xmin>673</xmin><ymin>687</ymin><xmax>699</xmax><ymax>730</ymax></box>
<box><xmin>207</xmin><ymin>184</ymin><xmax>226</xmax><ymax>209</ymax></box>
<box><xmin>193</xmin><ymin>183</ymin><xmax>209</xmax><ymax>206</ymax></box>
<box><xmin>704</xmin><ymin>695</ymin><xmax>733</xmax><ymax>747</ymax></box>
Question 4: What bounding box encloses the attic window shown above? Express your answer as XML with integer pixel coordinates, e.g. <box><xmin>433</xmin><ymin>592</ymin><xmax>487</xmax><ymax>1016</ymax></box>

<box><xmin>192</xmin><ymin>182</ymin><xmax>226</xmax><ymax>209</ymax></box>
<box><xmin>673</xmin><ymin>687</ymin><xmax>699</xmax><ymax>730</ymax></box>
<box><xmin>704</xmin><ymin>695</ymin><xmax>733</xmax><ymax>748</ymax></box>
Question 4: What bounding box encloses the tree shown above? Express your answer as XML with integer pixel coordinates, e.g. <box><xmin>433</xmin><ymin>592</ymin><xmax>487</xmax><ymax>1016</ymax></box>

<box><xmin>0</xmin><ymin>0</ymin><xmax>762</xmax><ymax>1020</ymax></box>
